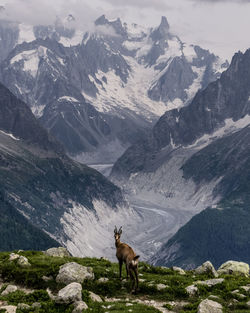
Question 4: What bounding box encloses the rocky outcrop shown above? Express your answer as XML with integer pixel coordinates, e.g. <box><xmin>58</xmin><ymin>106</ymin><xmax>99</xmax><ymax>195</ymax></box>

<box><xmin>198</xmin><ymin>299</ymin><xmax>223</xmax><ymax>313</ymax></box>
<box><xmin>217</xmin><ymin>261</ymin><xmax>249</xmax><ymax>277</ymax></box>
<box><xmin>56</xmin><ymin>262</ymin><xmax>94</xmax><ymax>284</ymax></box>
<box><xmin>56</xmin><ymin>283</ymin><xmax>82</xmax><ymax>304</ymax></box>
<box><xmin>44</xmin><ymin>247</ymin><xmax>71</xmax><ymax>258</ymax></box>
<box><xmin>194</xmin><ymin>261</ymin><xmax>218</xmax><ymax>277</ymax></box>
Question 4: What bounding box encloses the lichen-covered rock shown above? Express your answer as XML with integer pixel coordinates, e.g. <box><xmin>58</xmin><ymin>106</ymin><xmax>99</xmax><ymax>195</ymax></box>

<box><xmin>42</xmin><ymin>275</ymin><xmax>53</xmax><ymax>282</ymax></box>
<box><xmin>1</xmin><ymin>285</ymin><xmax>18</xmax><ymax>296</ymax></box>
<box><xmin>98</xmin><ymin>277</ymin><xmax>109</xmax><ymax>283</ymax></box>
<box><xmin>89</xmin><ymin>291</ymin><xmax>103</xmax><ymax>302</ymax></box>
<box><xmin>156</xmin><ymin>283</ymin><xmax>167</xmax><ymax>291</ymax></box>
<box><xmin>194</xmin><ymin>261</ymin><xmax>218</xmax><ymax>277</ymax></box>
<box><xmin>17</xmin><ymin>303</ymin><xmax>30</xmax><ymax>310</ymax></box>
<box><xmin>56</xmin><ymin>262</ymin><xmax>94</xmax><ymax>284</ymax></box>
<box><xmin>198</xmin><ymin>299</ymin><xmax>223</xmax><ymax>313</ymax></box>
<box><xmin>172</xmin><ymin>266</ymin><xmax>185</xmax><ymax>275</ymax></box>
<box><xmin>9</xmin><ymin>253</ymin><xmax>20</xmax><ymax>261</ymax></box>
<box><xmin>185</xmin><ymin>285</ymin><xmax>198</xmax><ymax>297</ymax></box>
<box><xmin>72</xmin><ymin>301</ymin><xmax>88</xmax><ymax>312</ymax></box>
<box><xmin>44</xmin><ymin>247</ymin><xmax>71</xmax><ymax>258</ymax></box>
<box><xmin>31</xmin><ymin>302</ymin><xmax>41</xmax><ymax>309</ymax></box>
<box><xmin>0</xmin><ymin>305</ymin><xmax>17</xmax><ymax>313</ymax></box>
<box><xmin>17</xmin><ymin>256</ymin><xmax>31</xmax><ymax>267</ymax></box>
<box><xmin>196</xmin><ymin>278</ymin><xmax>224</xmax><ymax>287</ymax></box>
<box><xmin>218</xmin><ymin>261</ymin><xmax>249</xmax><ymax>277</ymax></box>
<box><xmin>56</xmin><ymin>282</ymin><xmax>82</xmax><ymax>304</ymax></box>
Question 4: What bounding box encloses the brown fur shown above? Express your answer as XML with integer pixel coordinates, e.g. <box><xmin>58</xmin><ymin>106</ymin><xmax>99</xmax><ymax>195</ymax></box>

<box><xmin>114</xmin><ymin>226</ymin><xmax>140</xmax><ymax>293</ymax></box>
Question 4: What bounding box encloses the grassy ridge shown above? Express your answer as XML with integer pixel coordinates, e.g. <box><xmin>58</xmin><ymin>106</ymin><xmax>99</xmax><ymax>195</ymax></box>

<box><xmin>0</xmin><ymin>251</ymin><xmax>249</xmax><ymax>312</ymax></box>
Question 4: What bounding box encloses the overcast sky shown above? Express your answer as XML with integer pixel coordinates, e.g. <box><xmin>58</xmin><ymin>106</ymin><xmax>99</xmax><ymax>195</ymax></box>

<box><xmin>1</xmin><ymin>0</ymin><xmax>250</xmax><ymax>61</ymax></box>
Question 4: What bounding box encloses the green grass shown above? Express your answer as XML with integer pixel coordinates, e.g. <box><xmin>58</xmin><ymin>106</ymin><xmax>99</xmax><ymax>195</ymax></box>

<box><xmin>0</xmin><ymin>251</ymin><xmax>249</xmax><ymax>313</ymax></box>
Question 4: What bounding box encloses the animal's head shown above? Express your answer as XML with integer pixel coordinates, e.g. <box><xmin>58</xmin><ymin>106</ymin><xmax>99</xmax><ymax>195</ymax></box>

<box><xmin>114</xmin><ymin>226</ymin><xmax>122</xmax><ymax>241</ymax></box>
<box><xmin>130</xmin><ymin>255</ymin><xmax>140</xmax><ymax>268</ymax></box>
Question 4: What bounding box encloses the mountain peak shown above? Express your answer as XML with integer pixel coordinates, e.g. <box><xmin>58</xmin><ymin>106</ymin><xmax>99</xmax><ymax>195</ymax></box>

<box><xmin>159</xmin><ymin>16</ymin><xmax>170</xmax><ymax>31</ymax></box>
<box><xmin>150</xmin><ymin>16</ymin><xmax>170</xmax><ymax>41</ymax></box>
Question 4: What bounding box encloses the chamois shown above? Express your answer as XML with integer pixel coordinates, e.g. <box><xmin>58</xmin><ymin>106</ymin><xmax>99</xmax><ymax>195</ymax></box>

<box><xmin>114</xmin><ymin>226</ymin><xmax>140</xmax><ymax>293</ymax></box>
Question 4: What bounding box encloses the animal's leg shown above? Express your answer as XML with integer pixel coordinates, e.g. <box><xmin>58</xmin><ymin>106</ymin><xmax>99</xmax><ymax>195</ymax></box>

<box><xmin>126</xmin><ymin>264</ymin><xmax>129</xmax><ymax>279</ymax></box>
<box><xmin>133</xmin><ymin>267</ymin><xmax>139</xmax><ymax>291</ymax></box>
<box><xmin>119</xmin><ymin>260</ymin><xmax>123</xmax><ymax>280</ymax></box>
<box><xmin>129</xmin><ymin>269</ymin><xmax>135</xmax><ymax>293</ymax></box>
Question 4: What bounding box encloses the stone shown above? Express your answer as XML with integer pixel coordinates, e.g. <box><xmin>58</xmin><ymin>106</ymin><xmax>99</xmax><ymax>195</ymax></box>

<box><xmin>185</xmin><ymin>285</ymin><xmax>198</xmax><ymax>297</ymax></box>
<box><xmin>241</xmin><ymin>285</ymin><xmax>250</xmax><ymax>292</ymax></box>
<box><xmin>198</xmin><ymin>299</ymin><xmax>223</xmax><ymax>313</ymax></box>
<box><xmin>17</xmin><ymin>303</ymin><xmax>30</xmax><ymax>310</ymax></box>
<box><xmin>42</xmin><ymin>275</ymin><xmax>53</xmax><ymax>282</ymax></box>
<box><xmin>72</xmin><ymin>301</ymin><xmax>88</xmax><ymax>312</ymax></box>
<box><xmin>56</xmin><ymin>262</ymin><xmax>94</xmax><ymax>284</ymax></box>
<box><xmin>31</xmin><ymin>302</ymin><xmax>41</xmax><ymax>309</ymax></box>
<box><xmin>156</xmin><ymin>283</ymin><xmax>167</xmax><ymax>291</ymax></box>
<box><xmin>56</xmin><ymin>282</ymin><xmax>82</xmax><ymax>304</ymax></box>
<box><xmin>89</xmin><ymin>291</ymin><xmax>103</xmax><ymax>302</ymax></box>
<box><xmin>17</xmin><ymin>256</ymin><xmax>31</xmax><ymax>267</ymax></box>
<box><xmin>217</xmin><ymin>261</ymin><xmax>249</xmax><ymax>276</ymax></box>
<box><xmin>172</xmin><ymin>266</ymin><xmax>185</xmax><ymax>275</ymax></box>
<box><xmin>98</xmin><ymin>277</ymin><xmax>109</xmax><ymax>283</ymax></box>
<box><xmin>196</xmin><ymin>278</ymin><xmax>224</xmax><ymax>287</ymax></box>
<box><xmin>9</xmin><ymin>253</ymin><xmax>20</xmax><ymax>261</ymax></box>
<box><xmin>208</xmin><ymin>295</ymin><xmax>220</xmax><ymax>301</ymax></box>
<box><xmin>44</xmin><ymin>247</ymin><xmax>71</xmax><ymax>258</ymax></box>
<box><xmin>1</xmin><ymin>285</ymin><xmax>18</xmax><ymax>296</ymax></box>
<box><xmin>0</xmin><ymin>305</ymin><xmax>17</xmax><ymax>313</ymax></box>
<box><xmin>247</xmin><ymin>300</ymin><xmax>250</xmax><ymax>308</ymax></box>
<box><xmin>194</xmin><ymin>261</ymin><xmax>218</xmax><ymax>277</ymax></box>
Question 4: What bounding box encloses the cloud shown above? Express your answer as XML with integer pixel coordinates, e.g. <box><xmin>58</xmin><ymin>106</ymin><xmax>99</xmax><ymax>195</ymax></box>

<box><xmin>0</xmin><ymin>0</ymin><xmax>102</xmax><ymax>30</ymax></box>
<box><xmin>103</xmin><ymin>0</ymin><xmax>170</xmax><ymax>10</ymax></box>
<box><xmin>189</xmin><ymin>0</ymin><xmax>250</xmax><ymax>2</ymax></box>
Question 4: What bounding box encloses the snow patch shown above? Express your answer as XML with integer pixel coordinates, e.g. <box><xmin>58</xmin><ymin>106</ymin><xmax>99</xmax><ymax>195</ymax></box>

<box><xmin>10</xmin><ymin>49</ymin><xmax>41</xmax><ymax>78</ymax></box>
<box><xmin>60</xmin><ymin>200</ymin><xmax>138</xmax><ymax>260</ymax></box>
<box><xmin>187</xmin><ymin>115</ymin><xmax>250</xmax><ymax>150</ymax></box>
<box><xmin>58</xmin><ymin>96</ymin><xmax>79</xmax><ymax>103</ymax></box>
<box><xmin>184</xmin><ymin>66</ymin><xmax>205</xmax><ymax>102</ymax></box>
<box><xmin>59</xmin><ymin>30</ymin><xmax>84</xmax><ymax>47</ymax></box>
<box><xmin>83</xmin><ymin>56</ymin><xmax>167</xmax><ymax>120</ymax></box>
<box><xmin>0</xmin><ymin>130</ymin><xmax>19</xmax><ymax>141</ymax></box>
<box><xmin>18</xmin><ymin>24</ymin><xmax>35</xmax><ymax>44</ymax></box>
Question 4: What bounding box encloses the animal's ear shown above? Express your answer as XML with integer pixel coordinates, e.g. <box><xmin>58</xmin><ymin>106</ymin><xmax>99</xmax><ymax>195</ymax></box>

<box><xmin>114</xmin><ymin>226</ymin><xmax>117</xmax><ymax>234</ymax></box>
<box><xmin>118</xmin><ymin>226</ymin><xmax>122</xmax><ymax>235</ymax></box>
<box><xmin>133</xmin><ymin>255</ymin><xmax>140</xmax><ymax>264</ymax></box>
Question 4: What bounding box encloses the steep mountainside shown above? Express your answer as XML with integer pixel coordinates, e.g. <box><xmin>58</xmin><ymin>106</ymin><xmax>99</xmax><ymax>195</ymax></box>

<box><xmin>111</xmin><ymin>49</ymin><xmax>250</xmax><ymax>213</ymax></box>
<box><xmin>0</xmin><ymin>15</ymin><xmax>226</xmax><ymax>163</ymax></box>
<box><xmin>0</xmin><ymin>82</ymin><xmax>133</xmax><ymax>257</ymax></box>
<box><xmin>151</xmin><ymin>125</ymin><xmax>250</xmax><ymax>268</ymax></box>
<box><xmin>0</xmin><ymin>191</ymin><xmax>60</xmax><ymax>251</ymax></box>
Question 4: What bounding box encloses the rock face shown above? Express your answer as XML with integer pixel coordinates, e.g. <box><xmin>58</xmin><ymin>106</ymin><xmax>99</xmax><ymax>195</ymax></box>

<box><xmin>44</xmin><ymin>247</ymin><xmax>71</xmax><ymax>258</ymax></box>
<box><xmin>194</xmin><ymin>261</ymin><xmax>218</xmax><ymax>277</ymax></box>
<box><xmin>0</xmin><ymin>16</ymin><xmax>226</xmax><ymax>163</ymax></box>
<box><xmin>217</xmin><ymin>261</ymin><xmax>249</xmax><ymax>276</ymax></box>
<box><xmin>117</xmin><ymin>49</ymin><xmax>250</xmax><ymax>268</ymax></box>
<box><xmin>56</xmin><ymin>282</ymin><xmax>82</xmax><ymax>304</ymax></box>
<box><xmin>198</xmin><ymin>299</ymin><xmax>223</xmax><ymax>313</ymax></box>
<box><xmin>0</xmin><ymin>81</ymin><xmax>129</xmax><ymax>259</ymax></box>
<box><xmin>56</xmin><ymin>262</ymin><xmax>94</xmax><ymax>284</ymax></box>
